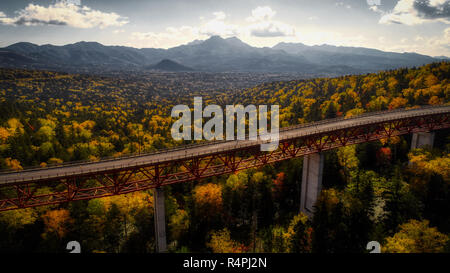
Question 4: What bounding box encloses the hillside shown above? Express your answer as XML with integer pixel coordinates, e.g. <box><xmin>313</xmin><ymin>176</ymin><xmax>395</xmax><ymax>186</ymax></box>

<box><xmin>235</xmin><ymin>62</ymin><xmax>450</xmax><ymax>126</ymax></box>
<box><xmin>146</xmin><ymin>59</ymin><xmax>194</xmax><ymax>72</ymax></box>
<box><xmin>0</xmin><ymin>63</ymin><xmax>449</xmax><ymax>253</ymax></box>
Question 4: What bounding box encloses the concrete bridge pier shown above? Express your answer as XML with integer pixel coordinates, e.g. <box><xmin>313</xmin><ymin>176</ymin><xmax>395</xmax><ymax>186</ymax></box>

<box><xmin>411</xmin><ymin>132</ymin><xmax>435</xmax><ymax>149</ymax></box>
<box><xmin>300</xmin><ymin>153</ymin><xmax>324</xmax><ymax>218</ymax></box>
<box><xmin>153</xmin><ymin>187</ymin><xmax>167</xmax><ymax>253</ymax></box>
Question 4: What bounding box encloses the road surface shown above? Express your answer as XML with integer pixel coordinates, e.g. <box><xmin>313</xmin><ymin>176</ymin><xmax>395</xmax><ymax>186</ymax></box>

<box><xmin>0</xmin><ymin>105</ymin><xmax>448</xmax><ymax>184</ymax></box>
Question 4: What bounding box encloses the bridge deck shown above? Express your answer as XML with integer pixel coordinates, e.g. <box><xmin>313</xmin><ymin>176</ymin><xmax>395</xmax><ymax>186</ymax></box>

<box><xmin>0</xmin><ymin>105</ymin><xmax>449</xmax><ymax>184</ymax></box>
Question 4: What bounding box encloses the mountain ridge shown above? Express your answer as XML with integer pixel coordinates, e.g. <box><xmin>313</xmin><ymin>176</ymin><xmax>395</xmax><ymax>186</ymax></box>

<box><xmin>0</xmin><ymin>36</ymin><xmax>443</xmax><ymax>76</ymax></box>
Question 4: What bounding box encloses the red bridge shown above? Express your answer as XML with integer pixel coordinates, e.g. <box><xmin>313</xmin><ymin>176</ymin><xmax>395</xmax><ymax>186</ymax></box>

<box><xmin>0</xmin><ymin>105</ymin><xmax>449</xmax><ymax>252</ymax></box>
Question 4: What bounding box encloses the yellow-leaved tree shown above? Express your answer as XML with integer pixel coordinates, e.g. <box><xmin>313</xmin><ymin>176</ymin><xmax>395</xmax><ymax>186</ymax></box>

<box><xmin>383</xmin><ymin>219</ymin><xmax>449</xmax><ymax>253</ymax></box>
<box><xmin>42</xmin><ymin>209</ymin><xmax>74</xmax><ymax>239</ymax></box>
<box><xmin>193</xmin><ymin>183</ymin><xmax>223</xmax><ymax>220</ymax></box>
<box><xmin>207</xmin><ymin>228</ymin><xmax>246</xmax><ymax>253</ymax></box>
<box><xmin>408</xmin><ymin>150</ymin><xmax>450</xmax><ymax>181</ymax></box>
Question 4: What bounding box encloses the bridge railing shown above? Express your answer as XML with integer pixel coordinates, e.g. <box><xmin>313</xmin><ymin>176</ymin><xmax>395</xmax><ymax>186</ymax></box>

<box><xmin>0</xmin><ymin>105</ymin><xmax>448</xmax><ymax>180</ymax></box>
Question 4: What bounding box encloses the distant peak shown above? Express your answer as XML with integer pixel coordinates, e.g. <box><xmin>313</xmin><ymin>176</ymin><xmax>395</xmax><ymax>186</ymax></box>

<box><xmin>158</xmin><ymin>59</ymin><xmax>178</xmax><ymax>64</ymax></box>
<box><xmin>148</xmin><ymin>59</ymin><xmax>194</xmax><ymax>72</ymax></box>
<box><xmin>201</xmin><ymin>35</ymin><xmax>229</xmax><ymax>47</ymax></box>
<box><xmin>199</xmin><ymin>35</ymin><xmax>252</xmax><ymax>49</ymax></box>
<box><xmin>72</xmin><ymin>41</ymin><xmax>103</xmax><ymax>46</ymax></box>
<box><xmin>208</xmin><ymin>35</ymin><xmax>224</xmax><ymax>40</ymax></box>
<box><xmin>275</xmin><ymin>42</ymin><xmax>305</xmax><ymax>45</ymax></box>
<box><xmin>5</xmin><ymin>42</ymin><xmax>40</xmax><ymax>53</ymax></box>
<box><xmin>225</xmin><ymin>36</ymin><xmax>248</xmax><ymax>45</ymax></box>
<box><xmin>7</xmin><ymin>42</ymin><xmax>39</xmax><ymax>48</ymax></box>
<box><xmin>273</xmin><ymin>41</ymin><xmax>307</xmax><ymax>48</ymax></box>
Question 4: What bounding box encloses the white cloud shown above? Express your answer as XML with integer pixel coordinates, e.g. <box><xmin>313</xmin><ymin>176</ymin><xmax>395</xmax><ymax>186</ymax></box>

<box><xmin>131</xmin><ymin>26</ymin><xmax>199</xmax><ymax>48</ymax></box>
<box><xmin>430</xmin><ymin>0</ymin><xmax>448</xmax><ymax>5</ymax></box>
<box><xmin>367</xmin><ymin>0</ymin><xmax>383</xmax><ymax>13</ymax></box>
<box><xmin>367</xmin><ymin>0</ymin><xmax>381</xmax><ymax>5</ymax></box>
<box><xmin>379</xmin><ymin>0</ymin><xmax>450</xmax><ymax>25</ymax></box>
<box><xmin>369</xmin><ymin>5</ymin><xmax>382</xmax><ymax>13</ymax></box>
<box><xmin>0</xmin><ymin>2</ymin><xmax>128</xmax><ymax>28</ymax></box>
<box><xmin>0</xmin><ymin>10</ymin><xmax>15</xmax><ymax>25</ymax></box>
<box><xmin>246</xmin><ymin>6</ymin><xmax>276</xmax><ymax>22</ymax></box>
<box><xmin>246</xmin><ymin>6</ymin><xmax>295</xmax><ymax>37</ymax></box>
<box><xmin>431</xmin><ymin>27</ymin><xmax>450</xmax><ymax>48</ymax></box>
<box><xmin>377</xmin><ymin>27</ymin><xmax>450</xmax><ymax>56</ymax></box>
<box><xmin>199</xmin><ymin>11</ymin><xmax>239</xmax><ymax>37</ymax></box>
<box><xmin>248</xmin><ymin>21</ymin><xmax>295</xmax><ymax>37</ymax></box>
<box><xmin>60</xmin><ymin>0</ymin><xmax>81</xmax><ymax>5</ymax></box>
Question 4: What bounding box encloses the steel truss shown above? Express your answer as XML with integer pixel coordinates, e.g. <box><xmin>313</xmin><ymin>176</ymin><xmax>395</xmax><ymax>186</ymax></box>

<box><xmin>0</xmin><ymin>112</ymin><xmax>448</xmax><ymax>211</ymax></box>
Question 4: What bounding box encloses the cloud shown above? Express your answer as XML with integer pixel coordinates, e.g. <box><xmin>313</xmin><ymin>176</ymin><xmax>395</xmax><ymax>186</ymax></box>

<box><xmin>246</xmin><ymin>6</ymin><xmax>295</xmax><ymax>37</ymax></box>
<box><xmin>62</xmin><ymin>0</ymin><xmax>81</xmax><ymax>5</ymax></box>
<box><xmin>369</xmin><ymin>5</ymin><xmax>382</xmax><ymax>13</ymax></box>
<box><xmin>414</xmin><ymin>0</ymin><xmax>450</xmax><ymax>19</ymax></box>
<box><xmin>131</xmin><ymin>26</ymin><xmax>198</xmax><ymax>48</ymax></box>
<box><xmin>248</xmin><ymin>21</ymin><xmax>295</xmax><ymax>37</ymax></box>
<box><xmin>199</xmin><ymin>11</ymin><xmax>239</xmax><ymax>37</ymax></box>
<box><xmin>0</xmin><ymin>10</ymin><xmax>15</xmax><ymax>25</ymax></box>
<box><xmin>0</xmin><ymin>2</ymin><xmax>128</xmax><ymax>28</ymax></box>
<box><xmin>367</xmin><ymin>0</ymin><xmax>383</xmax><ymax>13</ymax></box>
<box><xmin>367</xmin><ymin>0</ymin><xmax>381</xmax><ymax>5</ymax></box>
<box><xmin>376</xmin><ymin>27</ymin><xmax>450</xmax><ymax>56</ymax></box>
<box><xmin>247</xmin><ymin>6</ymin><xmax>276</xmax><ymax>22</ymax></box>
<box><xmin>431</xmin><ymin>26</ymin><xmax>450</xmax><ymax>48</ymax></box>
<box><xmin>379</xmin><ymin>0</ymin><xmax>450</xmax><ymax>25</ymax></box>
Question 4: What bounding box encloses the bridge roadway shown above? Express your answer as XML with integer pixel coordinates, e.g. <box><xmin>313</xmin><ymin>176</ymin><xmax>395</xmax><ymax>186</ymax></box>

<box><xmin>0</xmin><ymin>105</ymin><xmax>449</xmax><ymax>185</ymax></box>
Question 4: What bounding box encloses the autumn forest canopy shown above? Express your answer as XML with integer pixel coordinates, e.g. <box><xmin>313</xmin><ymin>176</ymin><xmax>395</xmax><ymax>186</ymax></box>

<box><xmin>0</xmin><ymin>62</ymin><xmax>449</xmax><ymax>253</ymax></box>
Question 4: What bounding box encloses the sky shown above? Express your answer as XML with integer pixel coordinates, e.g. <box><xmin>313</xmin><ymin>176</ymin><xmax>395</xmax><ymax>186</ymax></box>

<box><xmin>0</xmin><ymin>0</ymin><xmax>449</xmax><ymax>56</ymax></box>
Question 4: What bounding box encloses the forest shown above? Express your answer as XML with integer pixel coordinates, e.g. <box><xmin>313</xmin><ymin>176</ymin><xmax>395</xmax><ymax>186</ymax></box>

<box><xmin>0</xmin><ymin>62</ymin><xmax>449</xmax><ymax>253</ymax></box>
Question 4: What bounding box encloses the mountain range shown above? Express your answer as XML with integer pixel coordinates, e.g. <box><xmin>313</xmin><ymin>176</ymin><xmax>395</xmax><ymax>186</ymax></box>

<box><xmin>0</xmin><ymin>36</ymin><xmax>445</xmax><ymax>76</ymax></box>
